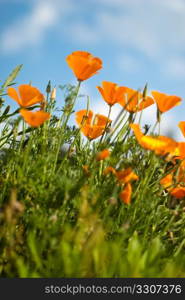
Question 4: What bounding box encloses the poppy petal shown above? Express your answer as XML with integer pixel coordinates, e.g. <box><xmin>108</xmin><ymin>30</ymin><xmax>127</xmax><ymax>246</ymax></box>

<box><xmin>96</xmin><ymin>149</ymin><xmax>110</xmax><ymax>161</ymax></box>
<box><xmin>97</xmin><ymin>81</ymin><xmax>126</xmax><ymax>106</ymax></box>
<box><xmin>20</xmin><ymin>109</ymin><xmax>50</xmax><ymax>127</ymax></box>
<box><xmin>94</xmin><ymin>114</ymin><xmax>111</xmax><ymax>126</ymax></box>
<box><xmin>80</xmin><ymin>58</ymin><xmax>102</xmax><ymax>80</ymax></box>
<box><xmin>18</xmin><ymin>85</ymin><xmax>44</xmax><ymax>107</ymax></box>
<box><xmin>178</xmin><ymin>121</ymin><xmax>185</xmax><ymax>138</ymax></box>
<box><xmin>103</xmin><ymin>166</ymin><xmax>117</xmax><ymax>175</ymax></box>
<box><xmin>119</xmin><ymin>183</ymin><xmax>132</xmax><ymax>204</ymax></box>
<box><xmin>66</xmin><ymin>51</ymin><xmax>102</xmax><ymax>81</ymax></box>
<box><xmin>130</xmin><ymin>123</ymin><xmax>144</xmax><ymax>140</ymax></box>
<box><xmin>116</xmin><ymin>168</ymin><xmax>139</xmax><ymax>183</ymax></box>
<box><xmin>152</xmin><ymin>91</ymin><xmax>181</xmax><ymax>113</ymax></box>
<box><xmin>170</xmin><ymin>186</ymin><xmax>185</xmax><ymax>199</ymax></box>
<box><xmin>7</xmin><ymin>87</ymin><xmax>21</xmax><ymax>106</ymax></box>
<box><xmin>138</xmin><ymin>96</ymin><xmax>154</xmax><ymax>111</ymax></box>
<box><xmin>75</xmin><ymin>110</ymin><xmax>93</xmax><ymax>126</ymax></box>
<box><xmin>160</xmin><ymin>174</ymin><xmax>173</xmax><ymax>189</ymax></box>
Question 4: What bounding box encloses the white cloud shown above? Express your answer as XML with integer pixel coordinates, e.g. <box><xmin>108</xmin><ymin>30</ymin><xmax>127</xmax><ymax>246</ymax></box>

<box><xmin>0</xmin><ymin>0</ymin><xmax>73</xmax><ymax>53</ymax></box>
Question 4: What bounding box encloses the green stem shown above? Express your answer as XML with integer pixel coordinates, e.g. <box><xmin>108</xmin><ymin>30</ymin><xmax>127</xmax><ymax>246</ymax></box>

<box><xmin>99</xmin><ymin>105</ymin><xmax>112</xmax><ymax>144</ymax></box>
<box><xmin>151</xmin><ymin>120</ymin><xmax>158</xmax><ymax>134</ymax></box>
<box><xmin>52</xmin><ymin>81</ymin><xmax>81</xmax><ymax>174</ymax></box>
<box><xmin>62</xmin><ymin>81</ymin><xmax>81</xmax><ymax>130</ymax></box>
<box><xmin>19</xmin><ymin>120</ymin><xmax>26</xmax><ymax>152</ymax></box>
<box><xmin>107</xmin><ymin>111</ymin><xmax>128</xmax><ymax>142</ymax></box>
<box><xmin>158</xmin><ymin>120</ymin><xmax>161</xmax><ymax>135</ymax></box>
<box><xmin>138</xmin><ymin>109</ymin><xmax>143</xmax><ymax>125</ymax></box>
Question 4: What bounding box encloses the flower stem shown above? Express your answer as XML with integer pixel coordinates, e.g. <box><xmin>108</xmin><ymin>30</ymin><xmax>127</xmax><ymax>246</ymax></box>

<box><xmin>52</xmin><ymin>81</ymin><xmax>81</xmax><ymax>174</ymax></box>
<box><xmin>99</xmin><ymin>105</ymin><xmax>112</xmax><ymax>144</ymax></box>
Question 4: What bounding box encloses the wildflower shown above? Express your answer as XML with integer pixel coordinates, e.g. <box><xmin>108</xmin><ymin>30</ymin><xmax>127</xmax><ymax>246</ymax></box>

<box><xmin>66</xmin><ymin>51</ymin><xmax>102</xmax><ymax>81</ymax></box>
<box><xmin>160</xmin><ymin>173</ymin><xmax>173</xmax><ymax>189</ymax></box>
<box><xmin>170</xmin><ymin>187</ymin><xmax>185</xmax><ymax>199</ymax></box>
<box><xmin>151</xmin><ymin>91</ymin><xmax>181</xmax><ymax>113</ymax></box>
<box><xmin>20</xmin><ymin>109</ymin><xmax>50</xmax><ymax>127</ymax></box>
<box><xmin>116</xmin><ymin>167</ymin><xmax>139</xmax><ymax>184</ymax></box>
<box><xmin>168</xmin><ymin>142</ymin><xmax>185</xmax><ymax>160</ymax></box>
<box><xmin>119</xmin><ymin>183</ymin><xmax>132</xmax><ymax>204</ymax></box>
<box><xmin>96</xmin><ymin>149</ymin><xmax>110</xmax><ymax>161</ymax></box>
<box><xmin>103</xmin><ymin>166</ymin><xmax>117</xmax><ymax>175</ymax></box>
<box><xmin>160</xmin><ymin>160</ymin><xmax>185</xmax><ymax>199</ymax></box>
<box><xmin>130</xmin><ymin>123</ymin><xmax>177</xmax><ymax>156</ymax></box>
<box><xmin>7</xmin><ymin>84</ymin><xmax>44</xmax><ymax>107</ymax></box>
<box><xmin>118</xmin><ymin>87</ymin><xmax>154</xmax><ymax>113</ymax></box>
<box><xmin>97</xmin><ymin>81</ymin><xmax>125</xmax><ymax>106</ymax></box>
<box><xmin>178</xmin><ymin>121</ymin><xmax>185</xmax><ymax>138</ymax></box>
<box><xmin>76</xmin><ymin>109</ymin><xmax>111</xmax><ymax>140</ymax></box>
<box><xmin>82</xmin><ymin>165</ymin><xmax>90</xmax><ymax>176</ymax></box>
<box><xmin>103</xmin><ymin>165</ymin><xmax>138</xmax><ymax>205</ymax></box>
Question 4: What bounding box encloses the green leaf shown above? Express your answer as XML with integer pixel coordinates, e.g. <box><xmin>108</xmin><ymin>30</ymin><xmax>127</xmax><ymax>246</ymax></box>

<box><xmin>143</xmin><ymin>83</ymin><xmax>148</xmax><ymax>98</ymax></box>
<box><xmin>1</xmin><ymin>64</ymin><xmax>23</xmax><ymax>90</ymax></box>
<box><xmin>2</xmin><ymin>105</ymin><xmax>11</xmax><ymax>116</ymax></box>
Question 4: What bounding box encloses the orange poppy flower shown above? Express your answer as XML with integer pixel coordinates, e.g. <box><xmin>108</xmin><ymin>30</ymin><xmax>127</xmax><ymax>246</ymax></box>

<box><xmin>76</xmin><ymin>110</ymin><xmax>111</xmax><ymax>140</ymax></box>
<box><xmin>66</xmin><ymin>51</ymin><xmax>102</xmax><ymax>81</ymax></box>
<box><xmin>170</xmin><ymin>186</ymin><xmax>185</xmax><ymax>199</ymax></box>
<box><xmin>97</xmin><ymin>81</ymin><xmax>126</xmax><ymax>106</ymax></box>
<box><xmin>119</xmin><ymin>183</ymin><xmax>132</xmax><ymax>204</ymax></box>
<box><xmin>130</xmin><ymin>123</ymin><xmax>177</xmax><ymax>156</ymax></box>
<box><xmin>141</xmin><ymin>136</ymin><xmax>177</xmax><ymax>155</ymax></box>
<box><xmin>103</xmin><ymin>166</ymin><xmax>117</xmax><ymax>176</ymax></box>
<box><xmin>160</xmin><ymin>159</ymin><xmax>185</xmax><ymax>198</ymax></box>
<box><xmin>178</xmin><ymin>121</ymin><xmax>185</xmax><ymax>138</ymax></box>
<box><xmin>117</xmin><ymin>87</ymin><xmax>154</xmax><ymax>113</ymax></box>
<box><xmin>116</xmin><ymin>167</ymin><xmax>139</xmax><ymax>184</ymax></box>
<box><xmin>160</xmin><ymin>173</ymin><xmax>173</xmax><ymax>189</ymax></box>
<box><xmin>151</xmin><ymin>91</ymin><xmax>181</xmax><ymax>113</ymax></box>
<box><xmin>7</xmin><ymin>84</ymin><xmax>44</xmax><ymax>108</ymax></box>
<box><xmin>96</xmin><ymin>149</ymin><xmax>110</xmax><ymax>161</ymax></box>
<box><xmin>168</xmin><ymin>142</ymin><xmax>185</xmax><ymax>160</ymax></box>
<box><xmin>129</xmin><ymin>123</ymin><xmax>144</xmax><ymax>140</ymax></box>
<box><xmin>177</xmin><ymin>142</ymin><xmax>185</xmax><ymax>159</ymax></box>
<box><xmin>20</xmin><ymin>109</ymin><xmax>50</xmax><ymax>127</ymax></box>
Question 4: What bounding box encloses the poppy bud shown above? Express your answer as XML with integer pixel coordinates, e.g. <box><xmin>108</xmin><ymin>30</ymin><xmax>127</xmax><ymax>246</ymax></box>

<box><xmin>50</xmin><ymin>88</ymin><xmax>56</xmax><ymax>101</ymax></box>
<box><xmin>96</xmin><ymin>149</ymin><xmax>110</xmax><ymax>161</ymax></box>
<box><xmin>46</xmin><ymin>80</ymin><xmax>51</xmax><ymax>94</ymax></box>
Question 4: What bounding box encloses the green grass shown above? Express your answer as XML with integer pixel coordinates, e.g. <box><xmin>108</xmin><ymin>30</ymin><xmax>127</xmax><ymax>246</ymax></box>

<box><xmin>0</xmin><ymin>66</ymin><xmax>185</xmax><ymax>278</ymax></box>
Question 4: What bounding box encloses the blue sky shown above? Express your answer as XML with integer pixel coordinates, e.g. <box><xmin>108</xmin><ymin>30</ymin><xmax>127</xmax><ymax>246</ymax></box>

<box><xmin>1</xmin><ymin>0</ymin><xmax>185</xmax><ymax>139</ymax></box>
